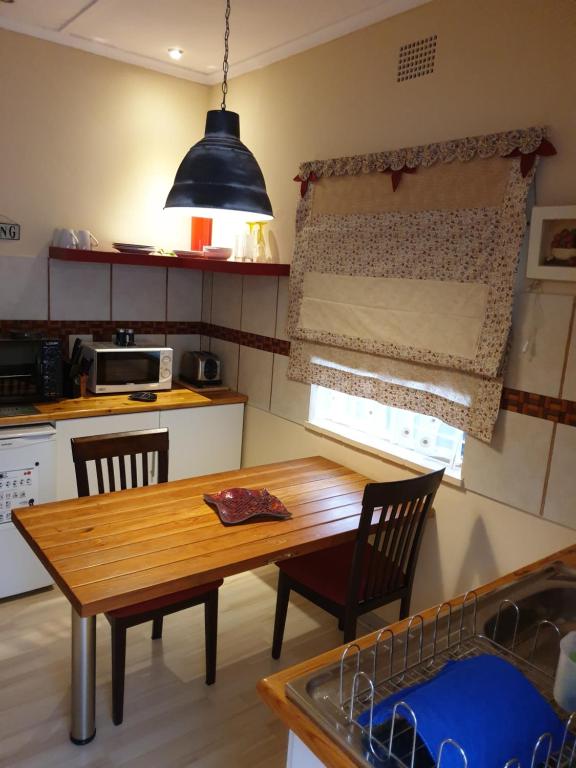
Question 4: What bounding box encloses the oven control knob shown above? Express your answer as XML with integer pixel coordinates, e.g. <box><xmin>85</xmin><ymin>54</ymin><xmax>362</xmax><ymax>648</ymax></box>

<box><xmin>162</xmin><ymin>355</ymin><xmax>171</xmax><ymax>365</ymax></box>
<box><xmin>161</xmin><ymin>367</ymin><xmax>170</xmax><ymax>378</ymax></box>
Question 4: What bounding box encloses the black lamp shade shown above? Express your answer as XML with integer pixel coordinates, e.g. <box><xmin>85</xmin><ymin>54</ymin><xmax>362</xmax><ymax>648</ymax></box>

<box><xmin>165</xmin><ymin>110</ymin><xmax>273</xmax><ymax>220</ymax></box>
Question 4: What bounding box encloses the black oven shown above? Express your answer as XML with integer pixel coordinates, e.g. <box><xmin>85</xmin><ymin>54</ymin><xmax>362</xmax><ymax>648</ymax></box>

<box><xmin>0</xmin><ymin>338</ymin><xmax>63</xmax><ymax>403</ymax></box>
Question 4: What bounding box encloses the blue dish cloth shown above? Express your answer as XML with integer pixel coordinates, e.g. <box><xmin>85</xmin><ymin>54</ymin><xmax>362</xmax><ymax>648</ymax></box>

<box><xmin>357</xmin><ymin>654</ymin><xmax>564</xmax><ymax>767</ymax></box>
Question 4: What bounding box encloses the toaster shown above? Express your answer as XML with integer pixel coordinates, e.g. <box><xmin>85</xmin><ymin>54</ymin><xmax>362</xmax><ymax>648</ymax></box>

<box><xmin>180</xmin><ymin>351</ymin><xmax>222</xmax><ymax>387</ymax></box>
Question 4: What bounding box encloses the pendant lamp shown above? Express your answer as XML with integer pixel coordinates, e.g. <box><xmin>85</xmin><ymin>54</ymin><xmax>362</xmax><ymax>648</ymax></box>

<box><xmin>165</xmin><ymin>0</ymin><xmax>273</xmax><ymax>221</ymax></box>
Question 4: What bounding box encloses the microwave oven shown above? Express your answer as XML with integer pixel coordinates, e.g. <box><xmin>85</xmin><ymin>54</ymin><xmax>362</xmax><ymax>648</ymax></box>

<box><xmin>82</xmin><ymin>342</ymin><xmax>173</xmax><ymax>394</ymax></box>
<box><xmin>0</xmin><ymin>337</ymin><xmax>63</xmax><ymax>403</ymax></box>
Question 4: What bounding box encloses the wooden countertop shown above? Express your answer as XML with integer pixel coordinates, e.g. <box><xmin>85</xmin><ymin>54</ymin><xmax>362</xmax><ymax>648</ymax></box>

<box><xmin>257</xmin><ymin>543</ymin><xmax>576</xmax><ymax>768</ymax></box>
<box><xmin>0</xmin><ymin>387</ymin><xmax>247</xmax><ymax>427</ymax></box>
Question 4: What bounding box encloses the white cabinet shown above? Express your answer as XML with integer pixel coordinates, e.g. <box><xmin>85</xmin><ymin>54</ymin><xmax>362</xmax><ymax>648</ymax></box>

<box><xmin>159</xmin><ymin>403</ymin><xmax>244</xmax><ymax>481</ymax></box>
<box><xmin>55</xmin><ymin>404</ymin><xmax>245</xmax><ymax>498</ymax></box>
<box><xmin>55</xmin><ymin>412</ymin><xmax>159</xmax><ymax>500</ymax></box>
<box><xmin>286</xmin><ymin>733</ymin><xmax>325</xmax><ymax>767</ymax></box>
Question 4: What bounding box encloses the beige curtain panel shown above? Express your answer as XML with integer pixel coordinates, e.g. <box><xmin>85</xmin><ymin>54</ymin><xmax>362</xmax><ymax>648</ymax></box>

<box><xmin>287</xmin><ymin>127</ymin><xmax>551</xmax><ymax>442</ymax></box>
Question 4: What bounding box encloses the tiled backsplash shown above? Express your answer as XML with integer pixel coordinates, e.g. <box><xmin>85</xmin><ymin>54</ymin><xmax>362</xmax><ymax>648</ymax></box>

<box><xmin>47</xmin><ymin>260</ymin><xmax>204</xmax><ymax>322</ymax></box>
<box><xmin>3</xmin><ymin>258</ymin><xmax>576</xmax><ymax>529</ymax></box>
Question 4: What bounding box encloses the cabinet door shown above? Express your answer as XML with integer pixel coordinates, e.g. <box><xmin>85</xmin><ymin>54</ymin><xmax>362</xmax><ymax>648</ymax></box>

<box><xmin>56</xmin><ymin>412</ymin><xmax>160</xmax><ymax>500</ymax></box>
<box><xmin>287</xmin><ymin>733</ymin><xmax>325</xmax><ymax>767</ymax></box>
<box><xmin>159</xmin><ymin>404</ymin><xmax>244</xmax><ymax>481</ymax></box>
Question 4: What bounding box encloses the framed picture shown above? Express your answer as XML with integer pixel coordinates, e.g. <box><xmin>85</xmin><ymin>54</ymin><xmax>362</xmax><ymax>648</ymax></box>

<box><xmin>527</xmin><ymin>205</ymin><xmax>576</xmax><ymax>281</ymax></box>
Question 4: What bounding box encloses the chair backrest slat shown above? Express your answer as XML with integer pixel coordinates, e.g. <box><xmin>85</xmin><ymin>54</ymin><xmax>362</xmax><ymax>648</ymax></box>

<box><xmin>95</xmin><ymin>459</ymin><xmax>105</xmax><ymax>495</ymax></box>
<box><xmin>71</xmin><ymin>429</ymin><xmax>169</xmax><ymax>498</ymax></box>
<box><xmin>107</xmin><ymin>456</ymin><xmax>116</xmax><ymax>492</ymax></box>
<box><xmin>376</xmin><ymin>500</ymin><xmax>410</xmax><ymax>597</ymax></box>
<box><xmin>130</xmin><ymin>453</ymin><xmax>138</xmax><ymax>488</ymax></box>
<box><xmin>142</xmin><ymin>452</ymin><xmax>149</xmax><ymax>486</ymax></box>
<box><xmin>394</xmin><ymin>499</ymin><xmax>425</xmax><ymax>590</ymax></box>
<box><xmin>346</xmin><ymin>469</ymin><xmax>444</xmax><ymax>606</ymax></box>
<box><xmin>364</xmin><ymin>504</ymin><xmax>394</xmax><ymax>599</ymax></box>
<box><xmin>383</xmin><ymin>498</ymin><xmax>421</xmax><ymax>593</ymax></box>
<box><xmin>118</xmin><ymin>455</ymin><xmax>127</xmax><ymax>490</ymax></box>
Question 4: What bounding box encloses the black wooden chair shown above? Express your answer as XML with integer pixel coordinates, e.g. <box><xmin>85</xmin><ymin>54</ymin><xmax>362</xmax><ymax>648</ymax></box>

<box><xmin>272</xmin><ymin>468</ymin><xmax>444</xmax><ymax>657</ymax></box>
<box><xmin>71</xmin><ymin>428</ymin><xmax>221</xmax><ymax>725</ymax></box>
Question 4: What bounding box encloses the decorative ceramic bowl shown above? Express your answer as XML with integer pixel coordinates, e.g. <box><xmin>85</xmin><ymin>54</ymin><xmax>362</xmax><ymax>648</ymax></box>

<box><xmin>551</xmin><ymin>248</ymin><xmax>576</xmax><ymax>262</ymax></box>
<box><xmin>202</xmin><ymin>246</ymin><xmax>233</xmax><ymax>260</ymax></box>
<box><xmin>203</xmin><ymin>487</ymin><xmax>291</xmax><ymax>525</ymax></box>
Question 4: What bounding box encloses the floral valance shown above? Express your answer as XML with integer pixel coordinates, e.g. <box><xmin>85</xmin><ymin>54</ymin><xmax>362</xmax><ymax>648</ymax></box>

<box><xmin>287</xmin><ymin>127</ymin><xmax>555</xmax><ymax>442</ymax></box>
<box><xmin>295</xmin><ymin>126</ymin><xmax>554</xmax><ymax>183</ymax></box>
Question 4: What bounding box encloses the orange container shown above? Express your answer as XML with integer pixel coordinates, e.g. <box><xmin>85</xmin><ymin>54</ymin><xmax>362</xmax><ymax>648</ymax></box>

<box><xmin>191</xmin><ymin>217</ymin><xmax>213</xmax><ymax>251</ymax></box>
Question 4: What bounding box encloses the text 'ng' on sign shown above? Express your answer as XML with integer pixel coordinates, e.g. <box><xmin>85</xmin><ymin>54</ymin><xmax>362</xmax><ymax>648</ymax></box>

<box><xmin>0</xmin><ymin>222</ymin><xmax>20</xmax><ymax>241</ymax></box>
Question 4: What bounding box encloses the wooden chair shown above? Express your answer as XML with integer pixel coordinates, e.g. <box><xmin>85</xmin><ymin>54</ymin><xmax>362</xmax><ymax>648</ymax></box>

<box><xmin>271</xmin><ymin>468</ymin><xmax>444</xmax><ymax>657</ymax></box>
<box><xmin>71</xmin><ymin>428</ymin><xmax>221</xmax><ymax>725</ymax></box>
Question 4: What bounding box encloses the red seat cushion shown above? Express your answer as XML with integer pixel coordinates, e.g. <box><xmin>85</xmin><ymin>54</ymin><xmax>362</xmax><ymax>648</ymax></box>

<box><xmin>278</xmin><ymin>541</ymin><xmax>374</xmax><ymax>606</ymax></box>
<box><xmin>108</xmin><ymin>580</ymin><xmax>223</xmax><ymax>619</ymax></box>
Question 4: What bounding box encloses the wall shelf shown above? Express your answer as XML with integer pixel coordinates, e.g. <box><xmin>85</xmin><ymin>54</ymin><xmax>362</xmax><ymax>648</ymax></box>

<box><xmin>49</xmin><ymin>247</ymin><xmax>290</xmax><ymax>276</ymax></box>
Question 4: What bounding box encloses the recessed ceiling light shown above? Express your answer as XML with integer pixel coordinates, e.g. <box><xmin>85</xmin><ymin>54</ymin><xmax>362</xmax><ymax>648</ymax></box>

<box><xmin>168</xmin><ymin>48</ymin><xmax>183</xmax><ymax>61</ymax></box>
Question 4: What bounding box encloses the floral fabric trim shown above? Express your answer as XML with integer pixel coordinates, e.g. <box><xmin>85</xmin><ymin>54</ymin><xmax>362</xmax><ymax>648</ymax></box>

<box><xmin>288</xmin><ymin>342</ymin><xmax>502</xmax><ymax>442</ymax></box>
<box><xmin>296</xmin><ymin>126</ymin><xmax>549</xmax><ymax>182</ymax></box>
<box><xmin>287</xmin><ymin>127</ymin><xmax>553</xmax><ymax>442</ymax></box>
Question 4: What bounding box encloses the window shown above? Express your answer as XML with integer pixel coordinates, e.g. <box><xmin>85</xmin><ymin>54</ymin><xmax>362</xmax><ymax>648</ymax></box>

<box><xmin>308</xmin><ymin>385</ymin><xmax>465</xmax><ymax>479</ymax></box>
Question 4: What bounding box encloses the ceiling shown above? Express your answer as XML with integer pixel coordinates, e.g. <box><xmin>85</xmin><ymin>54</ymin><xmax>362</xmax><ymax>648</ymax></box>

<box><xmin>0</xmin><ymin>0</ymin><xmax>432</xmax><ymax>84</ymax></box>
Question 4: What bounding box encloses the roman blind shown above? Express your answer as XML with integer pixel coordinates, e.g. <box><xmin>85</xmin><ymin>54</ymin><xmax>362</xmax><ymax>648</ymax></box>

<box><xmin>287</xmin><ymin>127</ymin><xmax>555</xmax><ymax>441</ymax></box>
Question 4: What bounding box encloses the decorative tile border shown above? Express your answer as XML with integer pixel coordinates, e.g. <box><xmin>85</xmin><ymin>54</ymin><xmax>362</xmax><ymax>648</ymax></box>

<box><xmin>0</xmin><ymin>320</ymin><xmax>291</xmax><ymax>354</ymax></box>
<box><xmin>500</xmin><ymin>388</ymin><xmax>576</xmax><ymax>426</ymax></box>
<box><xmin>206</xmin><ymin>324</ymin><xmax>291</xmax><ymax>355</ymax></box>
<box><xmin>3</xmin><ymin>320</ymin><xmax>576</xmax><ymax>426</ymax></box>
<box><xmin>0</xmin><ymin>319</ymin><xmax>203</xmax><ymax>341</ymax></box>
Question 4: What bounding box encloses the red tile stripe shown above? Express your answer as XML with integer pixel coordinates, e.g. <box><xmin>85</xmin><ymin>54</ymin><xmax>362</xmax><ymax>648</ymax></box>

<box><xmin>0</xmin><ymin>320</ymin><xmax>290</xmax><ymax>355</ymax></box>
<box><xmin>500</xmin><ymin>388</ymin><xmax>576</xmax><ymax>425</ymax></box>
<box><xmin>2</xmin><ymin>320</ymin><xmax>574</xmax><ymax>426</ymax></box>
<box><xmin>206</xmin><ymin>324</ymin><xmax>290</xmax><ymax>355</ymax></box>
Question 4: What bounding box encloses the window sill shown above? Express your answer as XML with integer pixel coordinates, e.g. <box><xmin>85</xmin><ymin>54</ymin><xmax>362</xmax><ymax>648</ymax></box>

<box><xmin>305</xmin><ymin>420</ymin><xmax>463</xmax><ymax>488</ymax></box>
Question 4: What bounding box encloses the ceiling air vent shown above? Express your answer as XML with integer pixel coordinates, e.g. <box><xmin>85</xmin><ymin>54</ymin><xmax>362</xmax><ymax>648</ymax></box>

<box><xmin>397</xmin><ymin>35</ymin><xmax>437</xmax><ymax>82</ymax></box>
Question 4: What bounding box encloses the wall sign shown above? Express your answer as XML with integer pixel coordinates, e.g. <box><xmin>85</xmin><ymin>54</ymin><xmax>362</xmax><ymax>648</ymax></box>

<box><xmin>0</xmin><ymin>217</ymin><xmax>20</xmax><ymax>241</ymax></box>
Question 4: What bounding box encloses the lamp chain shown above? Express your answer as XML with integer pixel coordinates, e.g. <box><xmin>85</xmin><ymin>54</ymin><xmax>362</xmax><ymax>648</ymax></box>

<box><xmin>221</xmin><ymin>0</ymin><xmax>231</xmax><ymax>111</ymax></box>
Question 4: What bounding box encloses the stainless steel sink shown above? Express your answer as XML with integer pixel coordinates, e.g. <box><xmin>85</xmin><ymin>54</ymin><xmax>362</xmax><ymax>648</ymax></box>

<box><xmin>286</xmin><ymin>562</ymin><xmax>576</xmax><ymax>767</ymax></box>
<box><xmin>480</xmin><ymin>564</ymin><xmax>576</xmax><ymax>673</ymax></box>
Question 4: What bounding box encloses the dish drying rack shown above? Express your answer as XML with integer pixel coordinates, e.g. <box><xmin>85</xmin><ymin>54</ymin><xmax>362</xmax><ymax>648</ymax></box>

<box><xmin>334</xmin><ymin>591</ymin><xmax>576</xmax><ymax>768</ymax></box>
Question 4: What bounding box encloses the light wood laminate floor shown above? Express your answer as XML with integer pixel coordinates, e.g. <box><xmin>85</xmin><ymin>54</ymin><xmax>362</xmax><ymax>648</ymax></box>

<box><xmin>0</xmin><ymin>565</ymin><xmax>376</xmax><ymax>768</ymax></box>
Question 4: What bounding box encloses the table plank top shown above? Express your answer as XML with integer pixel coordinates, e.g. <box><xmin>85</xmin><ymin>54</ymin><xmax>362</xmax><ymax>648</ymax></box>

<box><xmin>12</xmin><ymin>457</ymin><xmax>369</xmax><ymax>617</ymax></box>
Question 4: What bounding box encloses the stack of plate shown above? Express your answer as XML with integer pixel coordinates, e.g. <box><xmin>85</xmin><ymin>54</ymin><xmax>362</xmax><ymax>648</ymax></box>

<box><xmin>113</xmin><ymin>242</ymin><xmax>155</xmax><ymax>255</ymax></box>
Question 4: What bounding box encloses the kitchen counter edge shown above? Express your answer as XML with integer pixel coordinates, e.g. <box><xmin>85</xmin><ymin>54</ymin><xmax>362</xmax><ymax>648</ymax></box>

<box><xmin>257</xmin><ymin>543</ymin><xmax>576</xmax><ymax>768</ymax></box>
<box><xmin>0</xmin><ymin>389</ymin><xmax>248</xmax><ymax>427</ymax></box>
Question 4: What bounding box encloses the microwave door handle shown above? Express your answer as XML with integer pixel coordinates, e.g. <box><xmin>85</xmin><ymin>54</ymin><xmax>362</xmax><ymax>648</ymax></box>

<box><xmin>151</xmin><ymin>451</ymin><xmax>156</xmax><ymax>481</ymax></box>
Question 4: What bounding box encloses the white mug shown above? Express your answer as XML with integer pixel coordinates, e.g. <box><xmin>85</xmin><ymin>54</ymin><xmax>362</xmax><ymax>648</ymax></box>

<box><xmin>76</xmin><ymin>230</ymin><xmax>99</xmax><ymax>250</ymax></box>
<box><xmin>53</xmin><ymin>228</ymin><xmax>79</xmax><ymax>248</ymax></box>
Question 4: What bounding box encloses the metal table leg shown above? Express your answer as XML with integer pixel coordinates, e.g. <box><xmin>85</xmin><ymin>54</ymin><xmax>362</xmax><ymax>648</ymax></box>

<box><xmin>70</xmin><ymin>607</ymin><xmax>96</xmax><ymax>745</ymax></box>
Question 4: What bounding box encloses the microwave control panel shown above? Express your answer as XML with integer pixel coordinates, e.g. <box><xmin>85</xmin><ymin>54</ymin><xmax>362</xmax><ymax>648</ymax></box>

<box><xmin>0</xmin><ymin>467</ymin><xmax>37</xmax><ymax>524</ymax></box>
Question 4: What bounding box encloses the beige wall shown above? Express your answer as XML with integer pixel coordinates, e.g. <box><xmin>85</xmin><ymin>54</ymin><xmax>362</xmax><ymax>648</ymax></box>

<box><xmin>201</xmin><ymin>0</ymin><xmax>576</xmax><ymax>610</ymax></box>
<box><xmin>0</xmin><ymin>29</ymin><xmax>208</xmax><ymax>319</ymax></box>
<box><xmin>215</xmin><ymin>0</ymin><xmax>576</xmax><ymax>264</ymax></box>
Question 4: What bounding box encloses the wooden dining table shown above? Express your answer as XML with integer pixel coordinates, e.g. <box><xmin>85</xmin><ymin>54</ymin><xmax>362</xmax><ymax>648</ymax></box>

<box><xmin>12</xmin><ymin>455</ymin><xmax>371</xmax><ymax>745</ymax></box>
